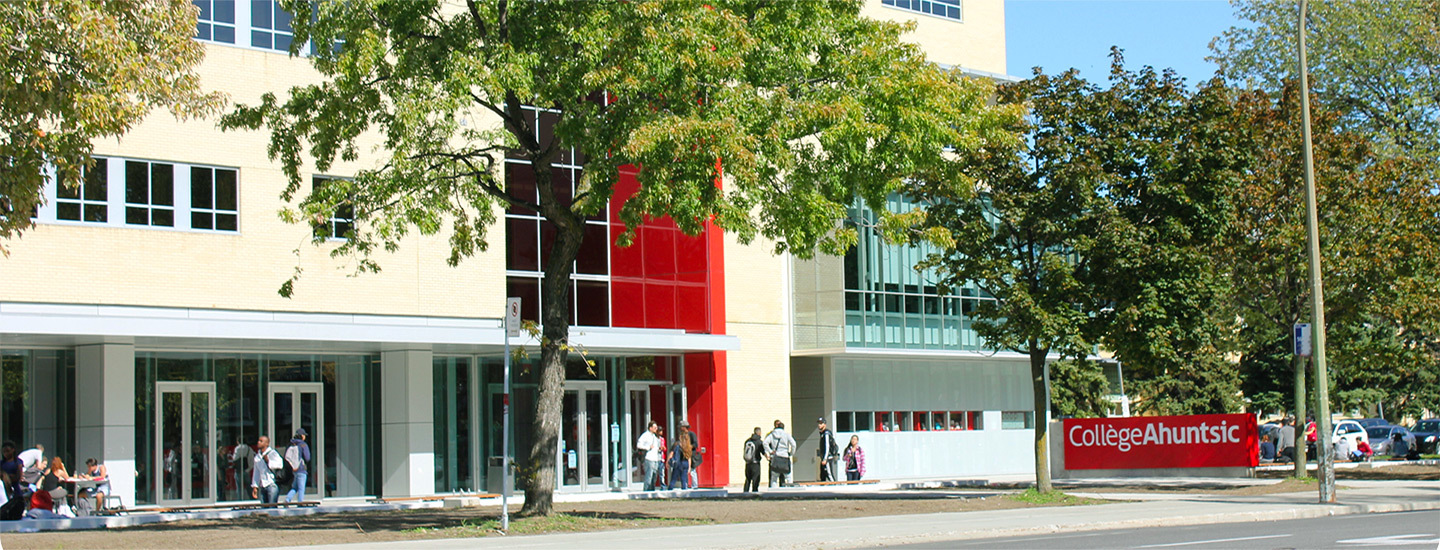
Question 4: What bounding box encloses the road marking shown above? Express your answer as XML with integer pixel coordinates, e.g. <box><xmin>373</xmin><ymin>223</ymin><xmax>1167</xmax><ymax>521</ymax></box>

<box><xmin>1133</xmin><ymin>534</ymin><xmax>1292</xmax><ymax>548</ymax></box>
<box><xmin>1335</xmin><ymin>534</ymin><xmax>1440</xmax><ymax>547</ymax></box>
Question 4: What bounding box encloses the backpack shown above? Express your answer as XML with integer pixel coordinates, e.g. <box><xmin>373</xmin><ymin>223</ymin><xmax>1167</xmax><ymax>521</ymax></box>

<box><xmin>743</xmin><ymin>439</ymin><xmax>760</xmax><ymax>464</ymax></box>
<box><xmin>0</xmin><ymin>493</ymin><xmax>25</xmax><ymax>521</ymax></box>
<box><xmin>273</xmin><ymin>448</ymin><xmax>294</xmax><ymax>487</ymax></box>
<box><xmin>827</xmin><ymin>431</ymin><xmax>840</xmax><ymax>458</ymax></box>
<box><xmin>73</xmin><ymin>495</ymin><xmax>94</xmax><ymax>517</ymax></box>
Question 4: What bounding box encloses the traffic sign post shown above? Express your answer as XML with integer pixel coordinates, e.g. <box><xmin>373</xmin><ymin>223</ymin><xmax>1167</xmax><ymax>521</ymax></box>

<box><xmin>1293</xmin><ymin>323</ymin><xmax>1312</xmax><ymax>357</ymax></box>
<box><xmin>501</xmin><ymin>297</ymin><xmax>520</xmax><ymax>530</ymax></box>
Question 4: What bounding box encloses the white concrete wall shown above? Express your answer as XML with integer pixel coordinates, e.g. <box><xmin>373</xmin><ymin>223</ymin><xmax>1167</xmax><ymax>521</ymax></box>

<box><xmin>74</xmin><ymin>343</ymin><xmax>137</xmax><ymax>508</ymax></box>
<box><xmin>380</xmin><ymin>348</ymin><xmax>435</xmax><ymax>497</ymax></box>
<box><xmin>837</xmin><ymin>428</ymin><xmax>1034</xmax><ymax>479</ymax></box>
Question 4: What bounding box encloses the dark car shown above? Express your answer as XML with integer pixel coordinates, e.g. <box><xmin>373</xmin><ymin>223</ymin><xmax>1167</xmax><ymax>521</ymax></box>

<box><xmin>1412</xmin><ymin>419</ymin><xmax>1439</xmax><ymax>455</ymax></box>
<box><xmin>1355</xmin><ymin>417</ymin><xmax>1389</xmax><ymax>428</ymax></box>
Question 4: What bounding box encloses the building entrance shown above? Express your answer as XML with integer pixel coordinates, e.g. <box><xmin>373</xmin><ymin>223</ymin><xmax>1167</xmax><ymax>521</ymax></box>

<box><xmin>268</xmin><ymin>382</ymin><xmax>324</xmax><ymax>500</ymax></box>
<box><xmin>559</xmin><ymin>382</ymin><xmax>607</xmax><ymax>491</ymax></box>
<box><xmin>155</xmin><ymin>382</ymin><xmax>216</xmax><ymax>506</ymax></box>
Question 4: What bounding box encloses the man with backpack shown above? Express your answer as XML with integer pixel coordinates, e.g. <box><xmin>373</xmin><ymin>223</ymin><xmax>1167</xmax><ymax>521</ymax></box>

<box><xmin>817</xmin><ymin>417</ymin><xmax>839</xmax><ymax>482</ymax></box>
<box><xmin>742</xmin><ymin>427</ymin><xmax>763</xmax><ymax>493</ymax></box>
<box><xmin>250</xmin><ymin>435</ymin><xmax>283</xmax><ymax>504</ymax></box>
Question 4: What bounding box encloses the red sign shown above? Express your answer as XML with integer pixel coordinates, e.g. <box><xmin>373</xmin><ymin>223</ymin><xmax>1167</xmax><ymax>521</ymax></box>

<box><xmin>1063</xmin><ymin>414</ymin><xmax>1258</xmax><ymax>470</ymax></box>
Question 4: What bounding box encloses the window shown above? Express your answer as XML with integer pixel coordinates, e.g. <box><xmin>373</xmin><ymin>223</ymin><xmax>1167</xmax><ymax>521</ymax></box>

<box><xmin>250</xmin><ymin>0</ymin><xmax>295</xmax><ymax>52</ymax></box>
<box><xmin>311</xmin><ymin>176</ymin><xmax>353</xmax><ymax>240</ymax></box>
<box><xmin>57</xmin><ymin>160</ymin><xmax>108</xmax><ymax>223</ymax></box>
<box><xmin>1001</xmin><ymin>411</ymin><xmax>1034</xmax><ymax>430</ymax></box>
<box><xmin>125</xmin><ymin>160</ymin><xmax>176</xmax><ymax>227</ymax></box>
<box><xmin>881</xmin><ymin>0</ymin><xmax>962</xmax><ymax>21</ymax></box>
<box><xmin>191</xmin><ymin>166</ymin><xmax>239</xmax><ymax>231</ymax></box>
<box><xmin>194</xmin><ymin>0</ymin><xmax>237</xmax><ymax>43</ymax></box>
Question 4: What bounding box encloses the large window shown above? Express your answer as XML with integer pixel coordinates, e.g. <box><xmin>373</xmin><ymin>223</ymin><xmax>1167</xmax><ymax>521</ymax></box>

<box><xmin>505</xmin><ymin>105</ymin><xmax>610</xmax><ymax>327</ymax></box>
<box><xmin>56</xmin><ymin>160</ymin><xmax>109</xmax><ymax>223</ymax></box>
<box><xmin>311</xmin><ymin>176</ymin><xmax>353</xmax><ymax>240</ymax></box>
<box><xmin>881</xmin><ymin>0</ymin><xmax>962</xmax><ymax>21</ymax></box>
<box><xmin>194</xmin><ymin>0</ymin><xmax>237</xmax><ymax>43</ymax></box>
<box><xmin>125</xmin><ymin>160</ymin><xmax>176</xmax><ymax>227</ymax></box>
<box><xmin>250</xmin><ymin>0</ymin><xmax>296</xmax><ymax>52</ymax></box>
<box><xmin>190</xmin><ymin>166</ymin><xmax>239</xmax><ymax>232</ymax></box>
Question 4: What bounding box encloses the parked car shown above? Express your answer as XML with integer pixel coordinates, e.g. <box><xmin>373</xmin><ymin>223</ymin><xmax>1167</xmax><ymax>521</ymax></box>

<box><xmin>1354</xmin><ymin>417</ymin><xmax>1389</xmax><ymax>428</ymax></box>
<box><xmin>1331</xmin><ymin>420</ymin><xmax>1368</xmax><ymax>449</ymax></box>
<box><xmin>1366</xmin><ymin>425</ymin><xmax>1417</xmax><ymax>456</ymax></box>
<box><xmin>1409</xmin><ymin>419</ymin><xmax>1438</xmax><ymax>455</ymax></box>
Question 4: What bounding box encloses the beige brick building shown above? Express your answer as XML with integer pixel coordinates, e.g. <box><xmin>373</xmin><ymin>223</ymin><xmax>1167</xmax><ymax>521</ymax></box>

<box><xmin>1</xmin><ymin>0</ymin><xmax>1019</xmax><ymax>508</ymax></box>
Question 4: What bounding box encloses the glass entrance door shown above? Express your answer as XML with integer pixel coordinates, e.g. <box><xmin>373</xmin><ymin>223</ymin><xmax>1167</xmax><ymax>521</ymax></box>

<box><xmin>268</xmin><ymin>383</ymin><xmax>324</xmax><ymax>501</ymax></box>
<box><xmin>155</xmin><ymin>382</ymin><xmax>216</xmax><ymax>507</ymax></box>
<box><xmin>558</xmin><ymin>382</ymin><xmax>607</xmax><ymax>491</ymax></box>
<box><xmin>624</xmin><ymin>382</ymin><xmax>671</xmax><ymax>489</ymax></box>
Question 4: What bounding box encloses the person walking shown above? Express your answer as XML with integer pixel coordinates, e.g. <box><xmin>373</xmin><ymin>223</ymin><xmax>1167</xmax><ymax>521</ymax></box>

<box><xmin>816</xmin><ymin>417</ymin><xmax>839</xmax><ymax>482</ymax></box>
<box><xmin>283</xmin><ymin>429</ymin><xmax>311</xmax><ymax>503</ymax></box>
<box><xmin>842</xmin><ymin>435</ymin><xmax>866</xmax><ymax>481</ymax></box>
<box><xmin>742</xmin><ymin>427</ymin><xmax>763</xmax><ymax>493</ymax></box>
<box><xmin>636</xmin><ymin>421</ymin><xmax>663</xmax><ymax>491</ymax></box>
<box><xmin>668</xmin><ymin>422</ymin><xmax>695</xmax><ymax>490</ymax></box>
<box><xmin>764</xmin><ymin>420</ymin><xmax>796</xmax><ymax>488</ymax></box>
<box><xmin>1277</xmin><ymin>416</ymin><xmax>1297</xmax><ymax>463</ymax></box>
<box><xmin>250</xmin><ymin>435</ymin><xmax>282</xmax><ymax>503</ymax></box>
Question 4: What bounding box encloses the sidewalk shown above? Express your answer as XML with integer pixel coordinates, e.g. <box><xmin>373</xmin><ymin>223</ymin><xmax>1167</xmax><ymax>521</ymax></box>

<box><xmin>273</xmin><ymin>480</ymin><xmax>1440</xmax><ymax>550</ymax></box>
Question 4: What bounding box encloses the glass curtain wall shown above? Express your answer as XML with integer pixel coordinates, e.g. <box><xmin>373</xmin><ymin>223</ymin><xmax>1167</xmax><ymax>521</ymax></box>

<box><xmin>433</xmin><ymin>356</ymin><xmax>474</xmax><ymax>493</ymax></box>
<box><xmin>0</xmin><ymin>349</ymin><xmax>76</xmax><ymax>465</ymax></box>
<box><xmin>134</xmin><ymin>352</ymin><xmax>378</xmax><ymax>505</ymax></box>
<box><xmin>843</xmin><ymin>195</ymin><xmax>997</xmax><ymax>351</ymax></box>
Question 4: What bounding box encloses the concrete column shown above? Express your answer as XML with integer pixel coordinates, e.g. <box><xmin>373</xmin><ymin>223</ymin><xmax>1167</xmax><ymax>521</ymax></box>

<box><xmin>380</xmin><ymin>348</ymin><xmax>434</xmax><ymax>497</ymax></box>
<box><xmin>75</xmin><ymin>343</ymin><xmax>136</xmax><ymax>508</ymax></box>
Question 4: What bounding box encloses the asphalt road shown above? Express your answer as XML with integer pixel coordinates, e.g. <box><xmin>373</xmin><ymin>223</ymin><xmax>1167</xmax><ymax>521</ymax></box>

<box><xmin>881</xmin><ymin>510</ymin><xmax>1440</xmax><ymax>549</ymax></box>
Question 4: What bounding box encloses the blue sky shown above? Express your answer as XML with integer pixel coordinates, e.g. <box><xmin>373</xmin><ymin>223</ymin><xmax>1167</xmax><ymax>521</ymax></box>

<box><xmin>1005</xmin><ymin>0</ymin><xmax>1241</xmax><ymax>84</ymax></box>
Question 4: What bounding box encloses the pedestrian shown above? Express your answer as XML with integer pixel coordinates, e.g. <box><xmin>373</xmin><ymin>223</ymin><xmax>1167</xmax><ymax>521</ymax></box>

<box><xmin>842</xmin><ymin>435</ymin><xmax>866</xmax><ymax>481</ymax></box>
<box><xmin>80</xmin><ymin>458</ymin><xmax>110</xmax><ymax>511</ymax></box>
<box><xmin>1258</xmin><ymin>434</ymin><xmax>1276</xmax><ymax>463</ymax></box>
<box><xmin>742</xmin><ymin>427</ymin><xmax>763</xmax><ymax>493</ymax></box>
<box><xmin>18</xmin><ymin>443</ymin><xmax>44</xmax><ymax>491</ymax></box>
<box><xmin>250</xmin><ymin>435</ymin><xmax>283</xmax><ymax>504</ymax></box>
<box><xmin>1277</xmin><ymin>417</ymin><xmax>1296</xmax><ymax>463</ymax></box>
<box><xmin>656</xmin><ymin>426</ymin><xmax>668</xmax><ymax>489</ymax></box>
<box><xmin>636</xmin><ymin>421</ymin><xmax>663</xmax><ymax>491</ymax></box>
<box><xmin>668</xmin><ymin>422</ymin><xmax>695</xmax><ymax>490</ymax></box>
<box><xmin>680</xmin><ymin>421</ymin><xmax>704</xmax><ymax>488</ymax></box>
<box><xmin>0</xmin><ymin>441</ymin><xmax>21</xmax><ymax>496</ymax></box>
<box><xmin>283</xmin><ymin>429</ymin><xmax>311</xmax><ymax>502</ymax></box>
<box><xmin>1304</xmin><ymin>415</ymin><xmax>1318</xmax><ymax>460</ymax></box>
<box><xmin>764</xmin><ymin>420</ymin><xmax>796</xmax><ymax>488</ymax></box>
<box><xmin>816</xmin><ymin>417</ymin><xmax>839</xmax><ymax>482</ymax></box>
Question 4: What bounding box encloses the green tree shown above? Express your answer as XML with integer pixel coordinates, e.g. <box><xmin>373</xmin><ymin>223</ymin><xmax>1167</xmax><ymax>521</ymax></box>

<box><xmin>0</xmin><ymin>0</ymin><xmax>223</xmax><ymax>251</ymax></box>
<box><xmin>1222</xmin><ymin>81</ymin><xmax>1440</xmax><ymax>438</ymax></box>
<box><xmin>1048</xmin><ymin>359</ymin><xmax>1112</xmax><ymax>419</ymax></box>
<box><xmin>920</xmin><ymin>55</ymin><xmax>1241</xmax><ymax>491</ymax></box>
<box><xmin>221</xmin><ymin>0</ymin><xmax>1016</xmax><ymax>515</ymax></box>
<box><xmin>1212</xmin><ymin>0</ymin><xmax>1440</xmax><ymax>171</ymax></box>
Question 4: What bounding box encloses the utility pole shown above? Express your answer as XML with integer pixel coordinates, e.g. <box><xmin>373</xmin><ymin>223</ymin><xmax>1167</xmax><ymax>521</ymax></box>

<box><xmin>1297</xmin><ymin>0</ymin><xmax>1336</xmax><ymax>503</ymax></box>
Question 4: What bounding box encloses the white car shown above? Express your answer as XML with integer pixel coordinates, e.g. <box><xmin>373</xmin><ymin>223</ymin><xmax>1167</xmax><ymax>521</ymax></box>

<box><xmin>1331</xmin><ymin>420</ymin><xmax>1368</xmax><ymax>449</ymax></box>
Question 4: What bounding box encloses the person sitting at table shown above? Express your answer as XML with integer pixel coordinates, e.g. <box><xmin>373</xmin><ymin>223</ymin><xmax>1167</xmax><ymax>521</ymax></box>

<box><xmin>41</xmin><ymin>456</ymin><xmax>72</xmax><ymax>504</ymax></box>
<box><xmin>80</xmin><ymin>458</ymin><xmax>109</xmax><ymax>511</ymax></box>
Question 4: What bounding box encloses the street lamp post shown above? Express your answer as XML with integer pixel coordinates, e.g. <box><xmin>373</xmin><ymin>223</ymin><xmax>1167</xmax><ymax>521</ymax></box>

<box><xmin>1297</xmin><ymin>0</ymin><xmax>1336</xmax><ymax>504</ymax></box>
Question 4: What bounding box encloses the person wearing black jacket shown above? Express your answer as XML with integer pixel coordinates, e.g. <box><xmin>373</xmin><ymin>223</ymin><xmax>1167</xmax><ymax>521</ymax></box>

<box><xmin>742</xmin><ymin>427</ymin><xmax>763</xmax><ymax>492</ymax></box>
<box><xmin>817</xmin><ymin>417</ymin><xmax>839</xmax><ymax>482</ymax></box>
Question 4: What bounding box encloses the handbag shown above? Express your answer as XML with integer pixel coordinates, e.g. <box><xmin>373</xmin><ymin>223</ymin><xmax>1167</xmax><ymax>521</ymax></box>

<box><xmin>771</xmin><ymin>455</ymin><xmax>791</xmax><ymax>474</ymax></box>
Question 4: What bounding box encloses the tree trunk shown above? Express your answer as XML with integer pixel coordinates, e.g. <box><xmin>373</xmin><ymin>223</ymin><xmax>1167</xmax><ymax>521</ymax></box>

<box><xmin>519</xmin><ymin>163</ymin><xmax>587</xmax><ymax>517</ymax></box>
<box><xmin>1292</xmin><ymin>353</ymin><xmax>1308</xmax><ymax>478</ymax></box>
<box><xmin>1030</xmin><ymin>345</ymin><xmax>1053</xmax><ymax>492</ymax></box>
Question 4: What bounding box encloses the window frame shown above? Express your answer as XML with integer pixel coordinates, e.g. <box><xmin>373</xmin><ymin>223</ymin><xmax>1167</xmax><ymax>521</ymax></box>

<box><xmin>189</xmin><ymin>165</ymin><xmax>240</xmax><ymax>232</ymax></box>
<box><xmin>124</xmin><ymin>159</ymin><xmax>177</xmax><ymax>228</ymax></box>
<box><xmin>311</xmin><ymin>175</ymin><xmax>355</xmax><ymax>241</ymax></box>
